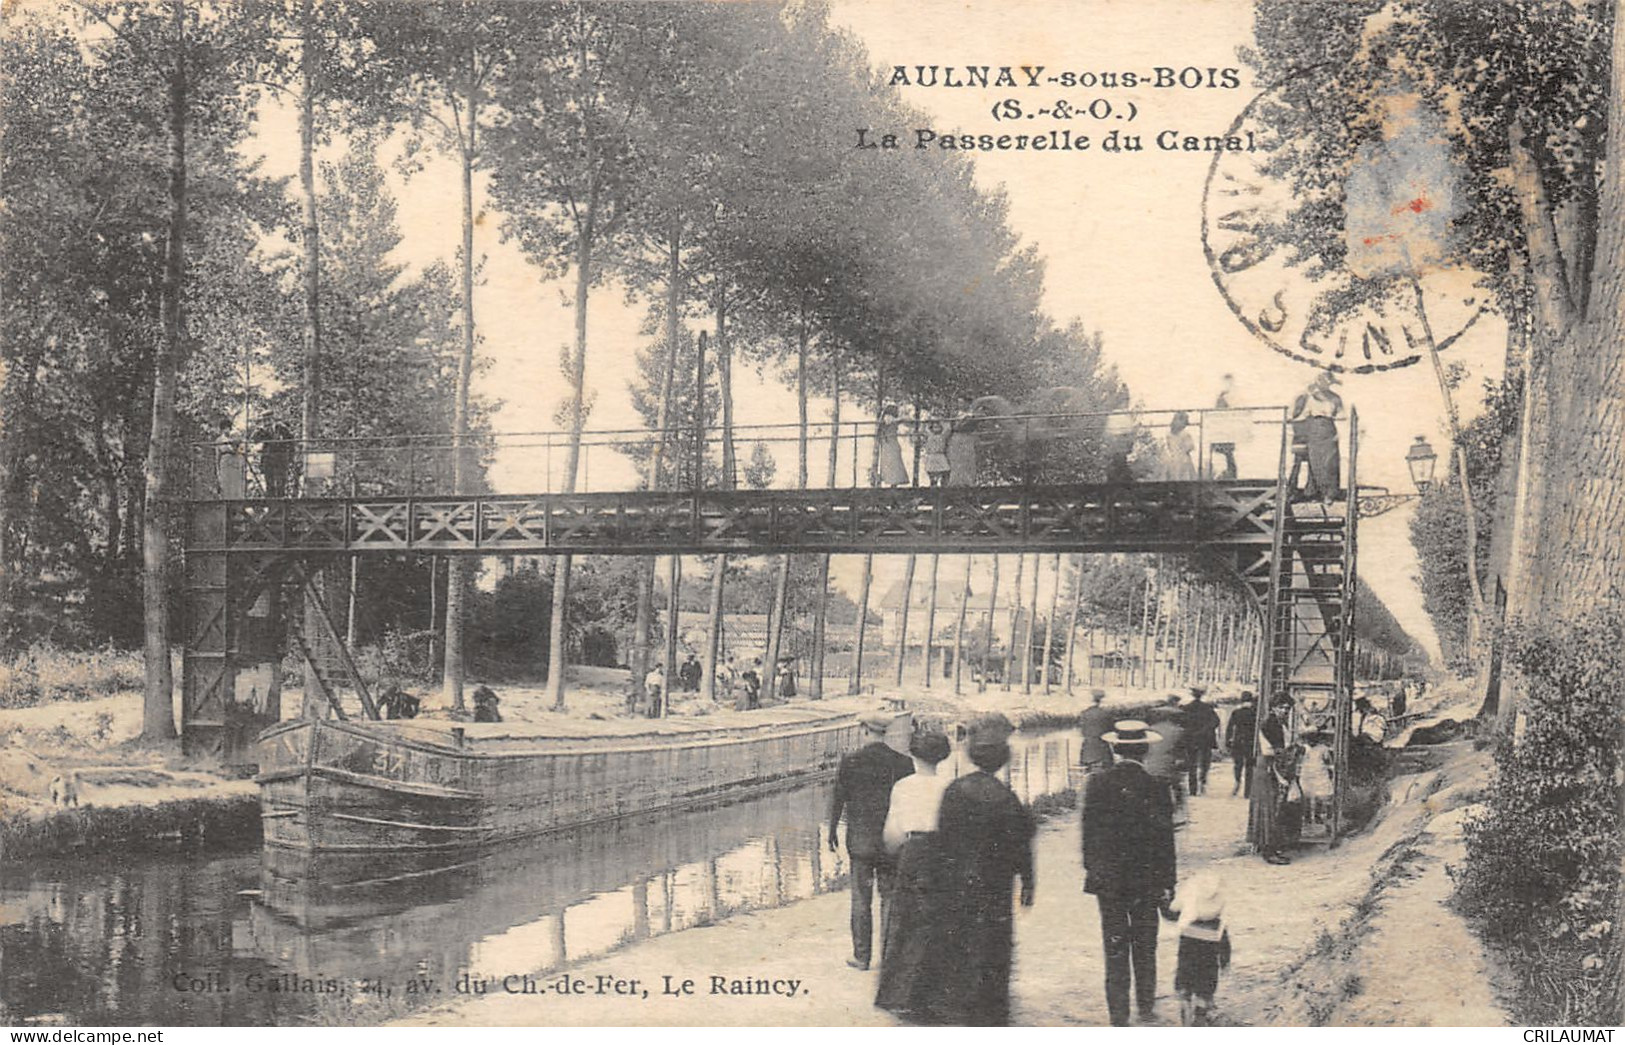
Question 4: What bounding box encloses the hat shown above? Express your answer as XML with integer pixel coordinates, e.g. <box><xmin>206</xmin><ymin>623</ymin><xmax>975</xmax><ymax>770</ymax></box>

<box><xmin>1090</xmin><ymin>688</ymin><xmax>1107</xmax><ymax>701</ymax></box>
<box><xmin>965</xmin><ymin>713</ymin><xmax>1014</xmax><ymax>749</ymax></box>
<box><xmin>859</xmin><ymin>710</ymin><xmax>894</xmax><ymax>732</ymax></box>
<box><xmin>1271</xmin><ymin>694</ymin><xmax>1295</xmax><ymax>708</ymax></box>
<box><xmin>908</xmin><ymin>731</ymin><xmax>952</xmax><ymax>764</ymax></box>
<box><xmin>1102</xmin><ymin>719</ymin><xmax>1162</xmax><ymax>745</ymax></box>
<box><xmin>1174</xmin><ymin>871</ymin><xmax>1226</xmax><ymax>926</ymax></box>
<box><xmin>1189</xmin><ymin>685</ymin><xmax>1207</xmax><ymax>698</ymax></box>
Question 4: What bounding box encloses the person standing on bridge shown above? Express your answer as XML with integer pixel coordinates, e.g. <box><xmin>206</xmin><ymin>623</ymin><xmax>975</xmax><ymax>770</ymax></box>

<box><xmin>1083</xmin><ymin>720</ymin><xmax>1177</xmax><ymax>1026</ymax></box>
<box><xmin>920</xmin><ymin>419</ymin><xmax>952</xmax><ymax>486</ymax></box>
<box><xmin>1154</xmin><ymin>411</ymin><xmax>1199</xmax><ymax>482</ymax></box>
<box><xmin>946</xmin><ymin>404</ymin><xmax>981</xmax><ymax>486</ymax></box>
<box><xmin>875</xmin><ymin>405</ymin><xmax>910</xmax><ymax>487</ymax></box>
<box><xmin>1290</xmin><ymin>372</ymin><xmax>1343</xmax><ymax>505</ymax></box>
<box><xmin>829</xmin><ymin>710</ymin><xmax>914</xmax><ymax>971</ymax></box>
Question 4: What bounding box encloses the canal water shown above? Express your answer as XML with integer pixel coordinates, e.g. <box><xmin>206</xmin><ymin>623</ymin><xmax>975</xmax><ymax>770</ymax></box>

<box><xmin>0</xmin><ymin>731</ymin><xmax>1076</xmax><ymax>1026</ymax></box>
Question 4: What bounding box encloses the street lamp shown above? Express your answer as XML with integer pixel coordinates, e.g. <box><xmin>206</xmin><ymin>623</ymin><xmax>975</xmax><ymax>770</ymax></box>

<box><xmin>1404</xmin><ymin>435</ymin><xmax>1437</xmax><ymax>493</ymax></box>
<box><xmin>1357</xmin><ymin>435</ymin><xmax>1439</xmax><ymax>517</ymax></box>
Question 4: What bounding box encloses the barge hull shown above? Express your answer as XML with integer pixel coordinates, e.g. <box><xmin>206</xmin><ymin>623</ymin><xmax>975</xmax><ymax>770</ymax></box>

<box><xmin>255</xmin><ymin>715</ymin><xmax>859</xmax><ymax>852</ymax></box>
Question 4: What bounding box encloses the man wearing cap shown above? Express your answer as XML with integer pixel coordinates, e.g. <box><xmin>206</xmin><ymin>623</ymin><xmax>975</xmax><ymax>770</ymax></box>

<box><xmin>1083</xmin><ymin>720</ymin><xmax>1177</xmax><ymax>1026</ymax></box>
<box><xmin>829</xmin><ymin>710</ymin><xmax>914</xmax><ymax>970</ymax></box>
<box><xmin>1078</xmin><ymin>688</ymin><xmax>1114</xmax><ymax>776</ymax></box>
<box><xmin>1182</xmin><ymin>686</ymin><xmax>1222</xmax><ymax>797</ymax></box>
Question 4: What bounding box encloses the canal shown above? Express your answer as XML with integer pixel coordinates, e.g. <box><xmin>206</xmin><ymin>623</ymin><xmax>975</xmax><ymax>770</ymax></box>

<box><xmin>0</xmin><ymin>730</ymin><xmax>1076</xmax><ymax>1026</ymax></box>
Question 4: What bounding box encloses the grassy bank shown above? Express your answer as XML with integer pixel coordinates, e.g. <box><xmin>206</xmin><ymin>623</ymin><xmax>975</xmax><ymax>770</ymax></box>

<box><xmin>0</xmin><ymin>790</ymin><xmax>261</xmax><ymax>861</ymax></box>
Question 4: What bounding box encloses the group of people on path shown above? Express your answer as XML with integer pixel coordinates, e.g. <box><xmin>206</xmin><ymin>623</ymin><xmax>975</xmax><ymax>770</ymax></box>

<box><xmin>828</xmin><ymin>705</ymin><xmax>1236</xmax><ymax>1027</ymax></box>
<box><xmin>640</xmin><ymin>653</ymin><xmax>795</xmax><ymax>717</ymax></box>
<box><xmin>829</xmin><ymin>711</ymin><xmax>1035</xmax><ymax>1025</ymax></box>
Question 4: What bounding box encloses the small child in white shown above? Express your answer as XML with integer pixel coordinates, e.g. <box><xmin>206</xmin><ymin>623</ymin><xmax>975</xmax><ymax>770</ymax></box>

<box><xmin>1167</xmin><ymin>871</ymin><xmax>1232</xmax><ymax>1025</ymax></box>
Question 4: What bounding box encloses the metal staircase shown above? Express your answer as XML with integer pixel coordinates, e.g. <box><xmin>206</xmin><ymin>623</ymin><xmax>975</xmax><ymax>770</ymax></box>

<box><xmin>1249</xmin><ymin>410</ymin><xmax>1360</xmax><ymax>845</ymax></box>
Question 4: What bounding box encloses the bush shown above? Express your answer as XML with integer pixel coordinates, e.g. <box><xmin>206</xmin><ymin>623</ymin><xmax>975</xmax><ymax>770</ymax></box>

<box><xmin>0</xmin><ymin>644</ymin><xmax>144</xmax><ymax>709</ymax></box>
<box><xmin>1455</xmin><ymin>605</ymin><xmax>1624</xmax><ymax>1025</ymax></box>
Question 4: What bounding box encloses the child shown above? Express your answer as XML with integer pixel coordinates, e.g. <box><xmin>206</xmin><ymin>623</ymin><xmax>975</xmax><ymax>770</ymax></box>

<box><xmin>1166</xmin><ymin>871</ymin><xmax>1232</xmax><ymax>1026</ymax></box>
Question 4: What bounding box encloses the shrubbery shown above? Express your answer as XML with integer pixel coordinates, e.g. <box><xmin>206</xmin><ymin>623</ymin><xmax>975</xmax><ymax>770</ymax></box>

<box><xmin>0</xmin><ymin>644</ymin><xmax>144</xmax><ymax>709</ymax></box>
<box><xmin>1455</xmin><ymin>605</ymin><xmax>1624</xmax><ymax>1025</ymax></box>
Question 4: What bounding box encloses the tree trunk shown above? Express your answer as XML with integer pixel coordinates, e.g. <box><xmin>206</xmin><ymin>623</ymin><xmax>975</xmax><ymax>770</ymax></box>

<box><xmin>662</xmin><ymin>553</ymin><xmax>680</xmax><ymax>717</ymax></box>
<box><xmin>631</xmin><ymin>222</ymin><xmax>682</xmax><ymax>708</ymax></box>
<box><xmin>703</xmin><ymin>292</ymin><xmax>736</xmax><ymax>702</ymax></box>
<box><xmin>441</xmin><ymin>45</ymin><xmax>480</xmax><ymax>713</ymax></box>
<box><xmin>797</xmin><ymin>299</ymin><xmax>810</xmax><ymax>489</ymax></box>
<box><xmin>1003</xmin><ymin>552</ymin><xmax>1025</xmax><ymax>691</ymax></box>
<box><xmin>922</xmin><ymin>553</ymin><xmax>940</xmax><ymax>688</ymax></box>
<box><xmin>811</xmin><ymin>353</ymin><xmax>840</xmax><ymax>699</ymax></box>
<box><xmin>703</xmin><ymin>554</ymin><xmax>726</xmax><ymax>701</ymax></box>
<box><xmin>1042</xmin><ymin>553</ymin><xmax>1060</xmax><ymax>692</ymax></box>
<box><xmin>765</xmin><ymin>554</ymin><xmax>790</xmax><ymax>700</ymax></box>
<box><xmin>1063</xmin><ymin>555</ymin><xmax>1083</xmax><ymax>693</ymax></box>
<box><xmin>140</xmin><ymin>1</ymin><xmax>187</xmax><ymax>742</ymax></box>
<box><xmin>1530</xmin><ymin>6</ymin><xmax>1625</xmax><ymax>620</ymax></box>
<box><xmin>1022</xmin><ymin>552</ymin><xmax>1039</xmax><ymax>694</ymax></box>
<box><xmin>847</xmin><ymin>365</ymin><xmax>884</xmax><ymax>695</ymax></box>
<box><xmin>298</xmin><ymin>0</ymin><xmax>321</xmax><ymax>457</ymax></box>
<box><xmin>1141</xmin><ymin>562</ymin><xmax>1159</xmax><ymax>689</ymax></box>
<box><xmin>849</xmin><ymin>554</ymin><xmax>873</xmax><ymax>695</ymax></box>
<box><xmin>893</xmin><ymin>554</ymin><xmax>916</xmax><ymax>687</ymax></box>
<box><xmin>810</xmin><ymin>555</ymin><xmax>830</xmax><ymax>700</ymax></box>
<box><xmin>545</xmin><ymin>189</ymin><xmax>598</xmax><ymax>711</ymax></box>
<box><xmin>953</xmin><ymin>555</ymin><xmax>973</xmax><ymax>694</ymax></box>
<box><xmin>980</xmin><ymin>555</ymin><xmax>1000</xmax><ymax>692</ymax></box>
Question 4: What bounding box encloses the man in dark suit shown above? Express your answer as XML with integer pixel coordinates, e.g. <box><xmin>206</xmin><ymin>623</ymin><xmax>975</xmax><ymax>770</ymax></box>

<box><xmin>1078</xmin><ymin>688</ymin><xmax>1114</xmax><ymax>775</ymax></box>
<box><xmin>1225</xmin><ymin>694</ymin><xmax>1258</xmax><ymax>798</ymax></box>
<box><xmin>829</xmin><ymin>710</ymin><xmax>913</xmax><ymax>970</ymax></box>
<box><xmin>1083</xmin><ymin>720</ymin><xmax>1177</xmax><ymax>1026</ymax></box>
<box><xmin>1182</xmin><ymin>686</ymin><xmax>1222</xmax><ymax>796</ymax></box>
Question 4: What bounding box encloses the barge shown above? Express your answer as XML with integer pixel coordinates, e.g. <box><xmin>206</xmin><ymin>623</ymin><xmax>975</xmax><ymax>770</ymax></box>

<box><xmin>254</xmin><ymin>707</ymin><xmax>866</xmax><ymax>852</ymax></box>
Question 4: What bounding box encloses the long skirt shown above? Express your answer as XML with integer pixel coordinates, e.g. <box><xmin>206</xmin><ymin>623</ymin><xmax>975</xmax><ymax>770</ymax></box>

<box><xmin>875</xmin><ymin>835</ymin><xmax>949</xmax><ymax>1019</ymax></box>
<box><xmin>877</xmin><ymin>434</ymin><xmax>909</xmax><ymax>486</ymax></box>
<box><xmin>1253</xmin><ymin>758</ymin><xmax>1289</xmax><ymax>853</ymax></box>
<box><xmin>1299</xmin><ymin>416</ymin><xmax>1340</xmax><ymax>502</ymax></box>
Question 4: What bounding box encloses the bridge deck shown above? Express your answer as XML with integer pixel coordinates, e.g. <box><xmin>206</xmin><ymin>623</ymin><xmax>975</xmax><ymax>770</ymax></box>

<box><xmin>184</xmin><ymin>479</ymin><xmax>1281</xmax><ymax>557</ymax></box>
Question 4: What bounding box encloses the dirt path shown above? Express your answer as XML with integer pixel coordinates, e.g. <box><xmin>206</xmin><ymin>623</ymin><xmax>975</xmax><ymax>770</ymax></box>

<box><xmin>403</xmin><ymin>743</ymin><xmax>1508</xmax><ymax>1027</ymax></box>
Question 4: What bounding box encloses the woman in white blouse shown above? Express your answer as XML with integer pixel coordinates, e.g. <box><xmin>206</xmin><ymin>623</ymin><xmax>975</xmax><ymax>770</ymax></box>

<box><xmin>875</xmin><ymin>730</ymin><xmax>954</xmax><ymax>1020</ymax></box>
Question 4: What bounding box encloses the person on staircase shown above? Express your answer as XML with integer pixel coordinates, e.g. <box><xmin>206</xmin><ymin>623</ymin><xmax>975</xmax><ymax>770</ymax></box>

<box><xmin>1289</xmin><ymin>372</ymin><xmax>1343</xmax><ymax>506</ymax></box>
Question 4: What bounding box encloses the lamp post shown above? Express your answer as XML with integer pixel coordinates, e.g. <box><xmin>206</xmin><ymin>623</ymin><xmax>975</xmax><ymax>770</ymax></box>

<box><xmin>1356</xmin><ymin>435</ymin><xmax>1438</xmax><ymax>517</ymax></box>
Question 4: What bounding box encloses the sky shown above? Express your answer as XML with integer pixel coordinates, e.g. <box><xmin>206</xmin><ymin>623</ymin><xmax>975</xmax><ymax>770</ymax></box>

<box><xmin>242</xmin><ymin>0</ymin><xmax>1519</xmax><ymax>663</ymax></box>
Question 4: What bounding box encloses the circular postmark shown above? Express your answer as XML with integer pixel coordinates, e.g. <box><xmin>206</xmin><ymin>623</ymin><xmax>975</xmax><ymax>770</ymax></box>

<box><xmin>1201</xmin><ymin>83</ymin><xmax>1485</xmax><ymax>374</ymax></box>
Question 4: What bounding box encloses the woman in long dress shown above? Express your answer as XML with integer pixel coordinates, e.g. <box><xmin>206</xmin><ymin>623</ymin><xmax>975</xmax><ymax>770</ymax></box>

<box><xmin>1154</xmin><ymin>411</ymin><xmax>1199</xmax><ymax>481</ymax></box>
<box><xmin>921</xmin><ymin>714</ymin><xmax>1035</xmax><ymax>1026</ymax></box>
<box><xmin>875</xmin><ymin>405</ymin><xmax>910</xmax><ymax>486</ymax></box>
<box><xmin>874</xmin><ymin>730</ymin><xmax>954</xmax><ymax>1019</ymax></box>
<box><xmin>1291</xmin><ymin>372</ymin><xmax>1343</xmax><ymax>503</ymax></box>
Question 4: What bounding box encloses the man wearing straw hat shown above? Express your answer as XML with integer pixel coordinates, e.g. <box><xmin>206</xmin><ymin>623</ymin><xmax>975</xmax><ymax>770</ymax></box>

<box><xmin>1083</xmin><ymin>719</ymin><xmax>1178</xmax><ymax>1026</ymax></box>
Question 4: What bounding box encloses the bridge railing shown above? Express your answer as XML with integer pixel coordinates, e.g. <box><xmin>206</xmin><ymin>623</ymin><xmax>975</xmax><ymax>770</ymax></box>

<box><xmin>187</xmin><ymin>406</ymin><xmax>1291</xmax><ymax>501</ymax></box>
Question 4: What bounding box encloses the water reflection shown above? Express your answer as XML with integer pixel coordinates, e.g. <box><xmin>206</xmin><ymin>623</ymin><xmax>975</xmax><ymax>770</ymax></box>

<box><xmin>0</xmin><ymin>731</ymin><xmax>1075</xmax><ymax>1026</ymax></box>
